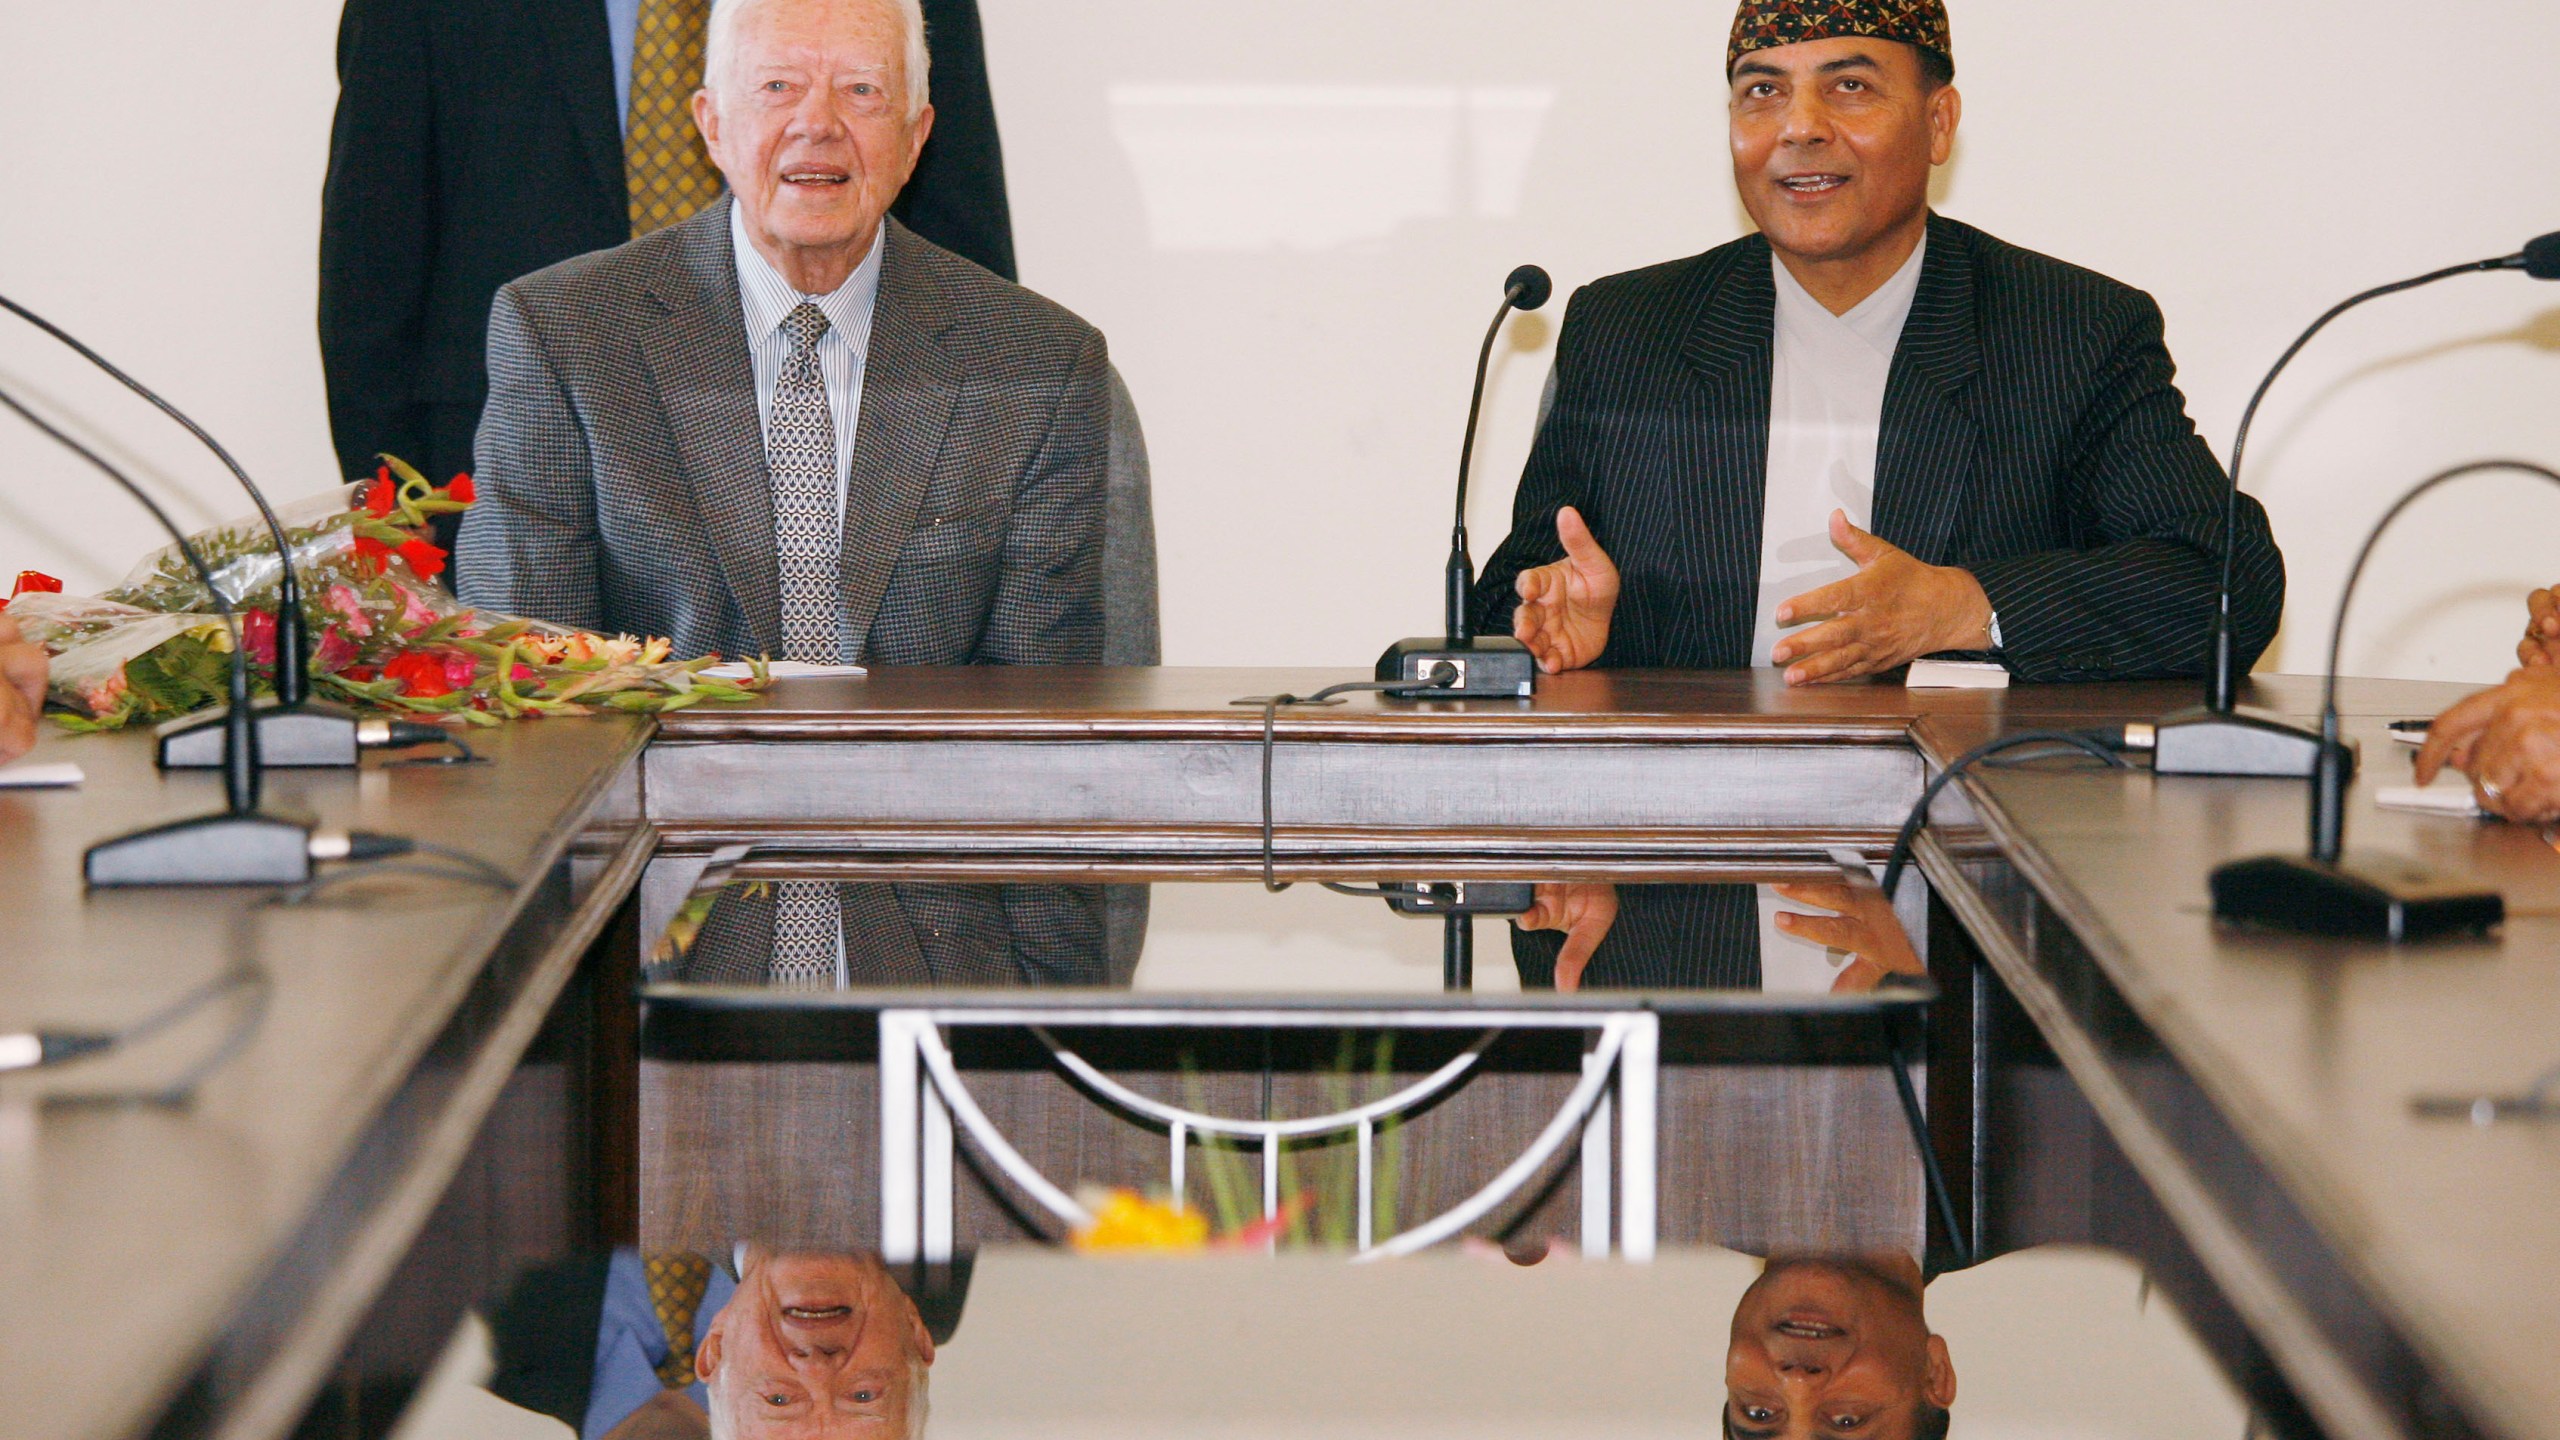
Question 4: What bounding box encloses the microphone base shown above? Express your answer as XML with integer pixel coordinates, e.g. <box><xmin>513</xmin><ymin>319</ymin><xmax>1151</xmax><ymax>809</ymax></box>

<box><xmin>1384</xmin><ymin>881</ymin><xmax>1536</xmax><ymax>917</ymax></box>
<box><xmin>2152</xmin><ymin>705</ymin><xmax>2353</xmax><ymax>779</ymax></box>
<box><xmin>2209</xmin><ymin>852</ymin><xmax>2501</xmax><ymax>943</ymax></box>
<box><xmin>1375</xmin><ymin>636</ymin><xmax>1536</xmax><ymax>699</ymax></box>
<box><xmin>157</xmin><ymin>700</ymin><xmax>366</xmax><ymax>770</ymax></box>
<box><xmin>84</xmin><ymin>809</ymin><xmax>316</xmax><ymax>888</ymax></box>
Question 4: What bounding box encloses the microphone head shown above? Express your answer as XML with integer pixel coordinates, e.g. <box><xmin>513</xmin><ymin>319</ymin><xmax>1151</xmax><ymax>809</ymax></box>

<box><xmin>1505</xmin><ymin>264</ymin><xmax>1554</xmax><ymax>311</ymax></box>
<box><xmin>2524</xmin><ymin>231</ymin><xmax>2560</xmax><ymax>281</ymax></box>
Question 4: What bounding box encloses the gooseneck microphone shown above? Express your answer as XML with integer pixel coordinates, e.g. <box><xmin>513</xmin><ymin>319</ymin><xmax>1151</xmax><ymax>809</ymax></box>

<box><xmin>2208</xmin><ymin>459</ymin><xmax>2557</xmax><ymax>942</ymax></box>
<box><xmin>0</xmin><ymin>291</ymin><xmax>369</xmax><ymax>769</ymax></box>
<box><xmin>0</xmin><ymin>378</ymin><xmax>320</xmax><ymax>886</ymax></box>
<box><xmin>1377</xmin><ymin>264</ymin><xmax>1553</xmax><ymax>698</ymax></box>
<box><xmin>2154</xmin><ymin>231</ymin><xmax>2560</xmax><ymax>776</ymax></box>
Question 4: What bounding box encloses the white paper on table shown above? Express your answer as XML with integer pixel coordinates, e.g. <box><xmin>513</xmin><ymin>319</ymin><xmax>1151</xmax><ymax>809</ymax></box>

<box><xmin>0</xmin><ymin>761</ymin><xmax>84</xmax><ymax>789</ymax></box>
<box><xmin>2375</xmin><ymin>782</ymin><xmax>2482</xmax><ymax>817</ymax></box>
<box><xmin>701</xmin><ymin>661</ymin><xmax>867</xmax><ymax>681</ymax></box>
<box><xmin>1905</xmin><ymin>658</ymin><xmax>2010</xmax><ymax>690</ymax></box>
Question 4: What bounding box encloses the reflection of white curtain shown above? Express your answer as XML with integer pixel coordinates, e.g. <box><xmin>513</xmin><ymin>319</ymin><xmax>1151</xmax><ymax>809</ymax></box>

<box><xmin>1109</xmin><ymin>84</ymin><xmax>1555</xmax><ymax>252</ymax></box>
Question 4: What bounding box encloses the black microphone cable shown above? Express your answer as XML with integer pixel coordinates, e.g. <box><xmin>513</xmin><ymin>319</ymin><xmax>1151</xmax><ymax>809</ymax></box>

<box><xmin>0</xmin><ymin>961</ymin><xmax>271</xmax><ymax>1107</ymax></box>
<box><xmin>275</xmin><ymin>831</ymin><xmax>518</xmax><ymax>904</ymax></box>
<box><xmin>1880</xmin><ymin>728</ymin><xmax>2141</xmax><ymax>902</ymax></box>
<box><xmin>1231</xmin><ymin>672</ymin><xmax>1462</xmax><ymax>891</ymax></box>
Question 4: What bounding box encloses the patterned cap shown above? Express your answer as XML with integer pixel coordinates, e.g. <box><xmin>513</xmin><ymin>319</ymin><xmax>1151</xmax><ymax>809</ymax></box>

<box><xmin>1728</xmin><ymin>0</ymin><xmax>1952</xmax><ymax>74</ymax></box>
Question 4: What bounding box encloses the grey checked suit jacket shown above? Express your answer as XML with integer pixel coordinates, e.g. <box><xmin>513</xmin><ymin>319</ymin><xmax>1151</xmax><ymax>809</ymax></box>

<box><xmin>456</xmin><ymin>200</ymin><xmax>1106</xmax><ymax>667</ymax></box>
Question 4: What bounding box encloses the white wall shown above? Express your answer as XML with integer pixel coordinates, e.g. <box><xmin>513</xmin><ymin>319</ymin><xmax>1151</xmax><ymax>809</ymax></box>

<box><xmin>5</xmin><ymin>1</ymin><xmax>2558</xmax><ymax>683</ymax></box>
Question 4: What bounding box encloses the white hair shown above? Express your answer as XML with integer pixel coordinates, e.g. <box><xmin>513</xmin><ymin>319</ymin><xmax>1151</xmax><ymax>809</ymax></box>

<box><xmin>703</xmin><ymin>0</ymin><xmax>931</xmax><ymax>120</ymax></box>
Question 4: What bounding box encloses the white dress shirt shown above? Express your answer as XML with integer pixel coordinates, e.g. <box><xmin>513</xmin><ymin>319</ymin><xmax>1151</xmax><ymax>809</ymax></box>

<box><xmin>1754</xmin><ymin>240</ymin><xmax>1925</xmax><ymax>993</ymax></box>
<box><xmin>731</xmin><ymin>200</ymin><xmax>884</xmax><ymax>539</ymax></box>
<box><xmin>1750</xmin><ymin>235</ymin><xmax>1926</xmax><ymax>670</ymax></box>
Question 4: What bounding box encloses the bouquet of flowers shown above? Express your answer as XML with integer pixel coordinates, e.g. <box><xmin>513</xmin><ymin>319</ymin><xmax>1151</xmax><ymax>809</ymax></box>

<box><xmin>5</xmin><ymin>456</ymin><xmax>767</xmax><ymax>731</ymax></box>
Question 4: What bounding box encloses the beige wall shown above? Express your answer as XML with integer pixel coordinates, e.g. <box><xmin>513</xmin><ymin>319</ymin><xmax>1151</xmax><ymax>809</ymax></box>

<box><xmin>4</xmin><ymin>1</ymin><xmax>2557</xmax><ymax>683</ymax></box>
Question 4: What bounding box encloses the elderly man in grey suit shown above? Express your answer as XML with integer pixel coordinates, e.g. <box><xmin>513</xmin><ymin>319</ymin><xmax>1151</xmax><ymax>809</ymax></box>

<box><xmin>463</xmin><ymin>0</ymin><xmax>1113</xmax><ymax>986</ymax></box>
<box><xmin>459</xmin><ymin>0</ymin><xmax>1105</xmax><ymax>670</ymax></box>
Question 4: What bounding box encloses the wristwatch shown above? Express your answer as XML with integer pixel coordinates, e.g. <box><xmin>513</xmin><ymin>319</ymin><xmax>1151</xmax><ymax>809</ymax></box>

<box><xmin>1987</xmin><ymin>610</ymin><xmax>2005</xmax><ymax>651</ymax></box>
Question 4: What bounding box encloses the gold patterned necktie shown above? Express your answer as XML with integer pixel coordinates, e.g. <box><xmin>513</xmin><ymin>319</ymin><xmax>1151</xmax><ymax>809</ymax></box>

<box><xmin>644</xmin><ymin>1251</ymin><xmax>714</xmax><ymax>1388</ymax></box>
<box><xmin>626</xmin><ymin>0</ymin><xmax>725</xmax><ymax>236</ymax></box>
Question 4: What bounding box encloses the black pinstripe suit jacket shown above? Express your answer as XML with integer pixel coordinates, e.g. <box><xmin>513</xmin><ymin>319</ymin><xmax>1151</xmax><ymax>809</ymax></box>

<box><xmin>678</xmin><ymin>882</ymin><xmax>1107</xmax><ymax>989</ymax></box>
<box><xmin>1473</xmin><ymin>214</ymin><xmax>2283</xmax><ymax>682</ymax></box>
<box><xmin>456</xmin><ymin>201</ymin><xmax>1105</xmax><ymax>666</ymax></box>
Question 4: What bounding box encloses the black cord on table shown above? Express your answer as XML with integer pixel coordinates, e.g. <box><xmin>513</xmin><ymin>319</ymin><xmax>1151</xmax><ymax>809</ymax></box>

<box><xmin>1880</xmin><ymin>729</ymin><xmax>2134</xmax><ymax>902</ymax></box>
<box><xmin>17</xmin><ymin>963</ymin><xmax>271</xmax><ymax>1107</ymax></box>
<box><xmin>271</xmin><ymin>860</ymin><xmax>515</xmax><ymax>907</ymax></box>
<box><xmin>1234</xmin><ymin>676</ymin><xmax>1458</xmax><ymax>891</ymax></box>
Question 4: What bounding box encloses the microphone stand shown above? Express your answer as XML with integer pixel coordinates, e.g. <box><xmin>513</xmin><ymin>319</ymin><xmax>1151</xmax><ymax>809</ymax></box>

<box><xmin>0</xmin><ymin>292</ymin><xmax>370</xmax><ymax>769</ymax></box>
<box><xmin>2207</xmin><ymin>459</ymin><xmax>2554</xmax><ymax>942</ymax></box>
<box><xmin>0</xmin><ymin>381</ymin><xmax>318</xmax><ymax>886</ymax></box>
<box><xmin>2154</xmin><ymin>242</ymin><xmax>2556</xmax><ymax>775</ymax></box>
<box><xmin>1375</xmin><ymin>265</ymin><xmax>1551</xmax><ymax>699</ymax></box>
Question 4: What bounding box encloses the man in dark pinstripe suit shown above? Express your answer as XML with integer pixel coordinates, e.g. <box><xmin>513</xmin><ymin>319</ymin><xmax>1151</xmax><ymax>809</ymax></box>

<box><xmin>1476</xmin><ymin>0</ymin><xmax>2284</xmax><ymax>690</ymax></box>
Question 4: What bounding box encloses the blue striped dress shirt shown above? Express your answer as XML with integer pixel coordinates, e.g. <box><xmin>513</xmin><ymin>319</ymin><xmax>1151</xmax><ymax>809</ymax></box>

<box><xmin>729</xmin><ymin>199</ymin><xmax>885</xmax><ymax>539</ymax></box>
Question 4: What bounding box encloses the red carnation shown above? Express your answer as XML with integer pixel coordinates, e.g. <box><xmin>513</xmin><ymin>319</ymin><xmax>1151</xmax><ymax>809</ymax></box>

<box><xmin>383</xmin><ymin>651</ymin><xmax>457</xmax><ymax>698</ymax></box>
<box><xmin>240</xmin><ymin>607</ymin><xmax>278</xmax><ymax>666</ymax></box>
<box><xmin>365</xmin><ymin>473</ymin><xmax>397</xmax><ymax>517</ymax></box>
<box><xmin>398</xmin><ymin>538</ymin><xmax>448</xmax><ymax>580</ymax></box>
<box><xmin>445</xmin><ymin>473</ymin><xmax>476</xmax><ymax>504</ymax></box>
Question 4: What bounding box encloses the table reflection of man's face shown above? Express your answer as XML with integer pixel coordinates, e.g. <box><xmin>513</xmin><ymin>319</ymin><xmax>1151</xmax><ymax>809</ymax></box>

<box><xmin>1723</xmin><ymin>1254</ymin><xmax>1954</xmax><ymax>1440</ymax></box>
<box><xmin>698</xmin><ymin>1247</ymin><xmax>934</xmax><ymax>1438</ymax></box>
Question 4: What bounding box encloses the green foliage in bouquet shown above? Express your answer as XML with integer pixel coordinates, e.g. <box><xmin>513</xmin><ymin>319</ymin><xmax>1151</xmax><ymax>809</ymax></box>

<box><xmin>12</xmin><ymin>455</ymin><xmax>770</xmax><ymax>732</ymax></box>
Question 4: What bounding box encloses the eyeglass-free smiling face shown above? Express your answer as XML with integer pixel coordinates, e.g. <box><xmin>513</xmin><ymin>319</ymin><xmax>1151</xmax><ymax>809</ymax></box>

<box><xmin>1724</xmin><ymin>1254</ymin><xmax>1955</xmax><ymax>1440</ymax></box>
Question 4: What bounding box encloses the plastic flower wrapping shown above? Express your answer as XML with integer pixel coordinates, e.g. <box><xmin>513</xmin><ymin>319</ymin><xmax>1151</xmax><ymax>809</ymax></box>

<box><xmin>5</xmin><ymin>456</ymin><xmax>767</xmax><ymax>731</ymax></box>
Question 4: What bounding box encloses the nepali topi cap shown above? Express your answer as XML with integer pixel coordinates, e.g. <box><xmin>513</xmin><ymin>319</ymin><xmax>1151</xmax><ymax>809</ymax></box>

<box><xmin>1728</xmin><ymin>0</ymin><xmax>1952</xmax><ymax>75</ymax></box>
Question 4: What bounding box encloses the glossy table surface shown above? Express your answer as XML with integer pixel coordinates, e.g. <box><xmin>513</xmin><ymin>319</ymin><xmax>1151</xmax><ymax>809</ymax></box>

<box><xmin>0</xmin><ymin>716</ymin><xmax>650</xmax><ymax>1440</ymax></box>
<box><xmin>1936</xmin><ymin>711</ymin><xmax>2560</xmax><ymax>1440</ymax></box>
<box><xmin>0</xmin><ymin>665</ymin><xmax>2534</xmax><ymax>1440</ymax></box>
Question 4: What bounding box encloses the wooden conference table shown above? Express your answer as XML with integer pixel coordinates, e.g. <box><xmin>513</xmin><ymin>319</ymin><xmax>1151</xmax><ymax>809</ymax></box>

<box><xmin>0</xmin><ymin>667</ymin><xmax>2552</xmax><ymax>1440</ymax></box>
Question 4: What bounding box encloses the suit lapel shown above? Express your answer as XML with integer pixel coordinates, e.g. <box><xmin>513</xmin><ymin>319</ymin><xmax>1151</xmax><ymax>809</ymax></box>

<box><xmin>1872</xmin><ymin>214</ymin><xmax>1983</xmax><ymax>566</ymax></box>
<box><xmin>640</xmin><ymin>203</ymin><xmax>785</xmax><ymax>656</ymax></box>
<box><xmin>535</xmin><ymin>0</ymin><xmax>626</xmax><ymax>205</ymax></box>
<box><xmin>838</xmin><ymin>220</ymin><xmax>962</xmax><ymax>661</ymax></box>
<box><xmin>1675</xmin><ymin>239</ymin><xmax>1777</xmax><ymax>666</ymax></box>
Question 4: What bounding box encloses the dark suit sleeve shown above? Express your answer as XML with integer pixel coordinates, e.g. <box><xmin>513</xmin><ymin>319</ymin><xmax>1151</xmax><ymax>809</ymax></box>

<box><xmin>317</xmin><ymin>0</ymin><xmax>435</xmax><ymax>486</ymax></box>
<box><xmin>1964</xmin><ymin>292</ymin><xmax>2283</xmax><ymax>683</ymax></box>
<box><xmin>976</xmin><ymin>332</ymin><xmax>1108</xmax><ymax>665</ymax></box>
<box><xmin>1470</xmin><ymin>294</ymin><xmax>1590</xmax><ymax>640</ymax></box>
<box><xmin>453</xmin><ymin>286</ymin><xmax>606</xmax><ymax>631</ymax></box>
<box><xmin>892</xmin><ymin>0</ymin><xmax>1016</xmax><ymax>279</ymax></box>
<box><xmin>484</xmin><ymin>1256</ymin><xmax>610</xmax><ymax>1428</ymax></box>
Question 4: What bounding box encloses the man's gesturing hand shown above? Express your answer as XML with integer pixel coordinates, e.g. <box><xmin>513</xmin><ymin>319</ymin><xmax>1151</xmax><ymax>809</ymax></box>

<box><xmin>1771</xmin><ymin>511</ymin><xmax>1994</xmax><ymax>686</ymax></box>
<box><xmin>0</xmin><ymin>614</ymin><xmax>48</xmax><ymax>765</ymax></box>
<box><xmin>2415</xmin><ymin>666</ymin><xmax>2560</xmax><ymax>822</ymax></box>
<box><xmin>2520</xmin><ymin>586</ymin><xmax>2560</xmax><ymax>668</ymax></box>
<box><xmin>1511</xmin><ymin>506</ymin><xmax>1620</xmax><ymax>674</ymax></box>
<box><xmin>1517</xmin><ymin>882</ymin><xmax>1619</xmax><ymax>992</ymax></box>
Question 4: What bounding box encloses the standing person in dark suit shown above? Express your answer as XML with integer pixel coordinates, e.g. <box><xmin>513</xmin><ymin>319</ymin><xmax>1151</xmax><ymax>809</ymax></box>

<box><xmin>317</xmin><ymin>0</ymin><xmax>1013</xmax><ymax>521</ymax></box>
<box><xmin>1474</xmin><ymin>0</ymin><xmax>2284</xmax><ymax>686</ymax></box>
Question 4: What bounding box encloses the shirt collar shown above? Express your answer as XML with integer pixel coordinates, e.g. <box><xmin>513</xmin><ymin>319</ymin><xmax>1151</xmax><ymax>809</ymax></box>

<box><xmin>1770</xmin><ymin>232</ymin><xmax>1927</xmax><ymax>360</ymax></box>
<box><xmin>729</xmin><ymin>198</ymin><xmax>886</xmax><ymax>360</ymax></box>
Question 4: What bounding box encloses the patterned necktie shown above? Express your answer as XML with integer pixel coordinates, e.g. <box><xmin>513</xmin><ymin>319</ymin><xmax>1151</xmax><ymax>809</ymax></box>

<box><xmin>770</xmin><ymin>880</ymin><xmax>842</xmax><ymax>988</ymax></box>
<box><xmin>643</xmin><ymin>1252</ymin><xmax>713</xmax><ymax>1388</ymax></box>
<box><xmin>768</xmin><ymin>301</ymin><xmax>842</xmax><ymax>664</ymax></box>
<box><xmin>765</xmin><ymin>305</ymin><xmax>846</xmax><ymax>987</ymax></box>
<box><xmin>625</xmin><ymin>0</ymin><xmax>724</xmax><ymax>236</ymax></box>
